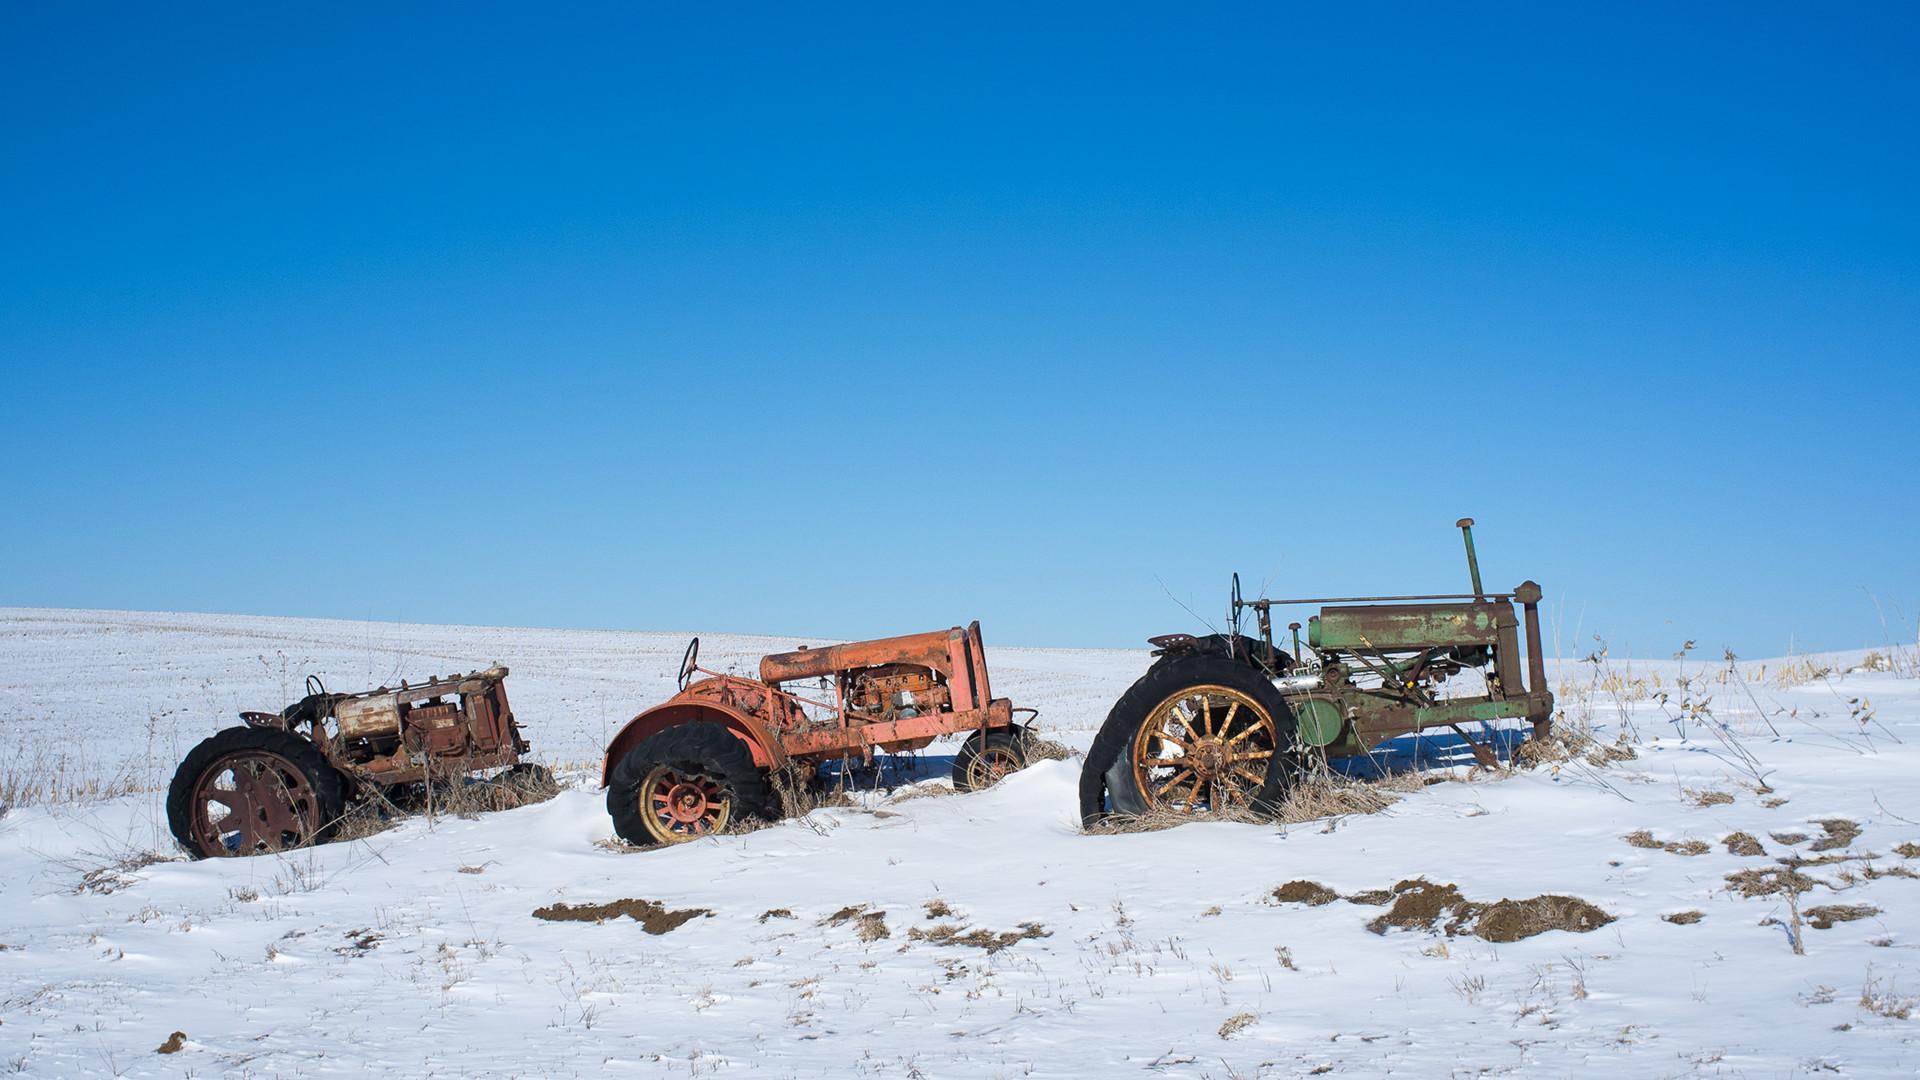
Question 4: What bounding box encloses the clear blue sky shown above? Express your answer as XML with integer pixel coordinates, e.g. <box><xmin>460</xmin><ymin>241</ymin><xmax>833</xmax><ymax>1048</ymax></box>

<box><xmin>3</xmin><ymin>4</ymin><xmax>1916</xmax><ymax>658</ymax></box>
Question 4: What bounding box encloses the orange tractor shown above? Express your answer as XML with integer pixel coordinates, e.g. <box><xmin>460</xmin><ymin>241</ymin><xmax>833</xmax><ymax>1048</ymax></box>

<box><xmin>602</xmin><ymin>622</ymin><xmax>1038</xmax><ymax>845</ymax></box>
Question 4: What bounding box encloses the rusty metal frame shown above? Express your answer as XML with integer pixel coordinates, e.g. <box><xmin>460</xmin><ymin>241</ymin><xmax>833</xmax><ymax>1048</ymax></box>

<box><xmin>601</xmin><ymin>621</ymin><xmax>1020</xmax><ymax>786</ymax></box>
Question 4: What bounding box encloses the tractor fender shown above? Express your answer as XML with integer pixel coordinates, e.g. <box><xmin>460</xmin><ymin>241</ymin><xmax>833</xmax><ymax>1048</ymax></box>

<box><xmin>600</xmin><ymin>699</ymin><xmax>788</xmax><ymax>787</ymax></box>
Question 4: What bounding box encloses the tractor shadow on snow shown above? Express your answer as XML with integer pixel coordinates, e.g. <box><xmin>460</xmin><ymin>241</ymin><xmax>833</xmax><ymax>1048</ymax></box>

<box><xmin>1331</xmin><ymin>725</ymin><xmax>1533</xmax><ymax>780</ymax></box>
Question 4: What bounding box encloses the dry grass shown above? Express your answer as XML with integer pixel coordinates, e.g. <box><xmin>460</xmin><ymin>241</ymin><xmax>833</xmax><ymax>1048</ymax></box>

<box><xmin>1805</xmin><ymin>904</ymin><xmax>1880</xmax><ymax>930</ymax></box>
<box><xmin>1022</xmin><ymin>735</ymin><xmax>1075</xmax><ymax>763</ymax></box>
<box><xmin>1810</xmin><ymin>819</ymin><xmax>1863</xmax><ymax>852</ymax></box>
<box><xmin>1724</xmin><ymin>865</ymin><xmax>1819</xmax><ymax>899</ymax></box>
<box><xmin>821</xmin><ymin>904</ymin><xmax>890</xmax><ymax>942</ymax></box>
<box><xmin>906</xmin><ymin>921</ymin><xmax>1051</xmax><ymax>953</ymax></box>
<box><xmin>1860</xmin><ymin>971</ymin><xmax>1915</xmax><ymax>1020</ymax></box>
<box><xmin>1218</xmin><ymin>1012</ymin><xmax>1257</xmax><ymax>1039</ymax></box>
<box><xmin>1624</xmin><ymin>830</ymin><xmax>1709</xmax><ymax>856</ymax></box>
<box><xmin>0</xmin><ymin>749</ymin><xmax>154</xmax><ymax>808</ymax></box>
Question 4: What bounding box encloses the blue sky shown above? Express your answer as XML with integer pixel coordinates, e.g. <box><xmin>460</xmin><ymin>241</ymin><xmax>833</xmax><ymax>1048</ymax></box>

<box><xmin>2</xmin><ymin>4</ymin><xmax>1916</xmax><ymax>657</ymax></box>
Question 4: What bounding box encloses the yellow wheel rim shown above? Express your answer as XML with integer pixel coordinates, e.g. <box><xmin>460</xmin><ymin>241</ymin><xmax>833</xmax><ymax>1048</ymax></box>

<box><xmin>637</xmin><ymin>764</ymin><xmax>732</xmax><ymax>844</ymax></box>
<box><xmin>1128</xmin><ymin>685</ymin><xmax>1276</xmax><ymax>813</ymax></box>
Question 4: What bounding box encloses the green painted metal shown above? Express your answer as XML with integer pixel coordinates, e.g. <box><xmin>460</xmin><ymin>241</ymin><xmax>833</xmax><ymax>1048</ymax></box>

<box><xmin>1311</xmin><ymin>603</ymin><xmax>1504</xmax><ymax>651</ymax></box>
<box><xmin>1294</xmin><ymin>698</ymin><xmax>1345</xmax><ymax>747</ymax></box>
<box><xmin>1412</xmin><ymin>699</ymin><xmax>1529</xmax><ymax>726</ymax></box>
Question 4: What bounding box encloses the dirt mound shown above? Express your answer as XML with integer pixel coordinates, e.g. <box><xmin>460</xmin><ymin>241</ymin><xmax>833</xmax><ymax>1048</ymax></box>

<box><xmin>532</xmin><ymin>898</ymin><xmax>712</xmax><ymax>934</ymax></box>
<box><xmin>1272</xmin><ymin>880</ymin><xmax>1339</xmax><ymax>906</ymax></box>
<box><xmin>1723</xmin><ymin>832</ymin><xmax>1766</xmax><ymax>857</ymax></box>
<box><xmin>1473</xmin><ymin>896</ymin><xmax>1615</xmax><ymax>942</ymax></box>
<box><xmin>1366</xmin><ymin>879</ymin><xmax>1477</xmax><ymax>935</ymax></box>
<box><xmin>1353</xmin><ymin>878</ymin><xmax>1612</xmax><ymax>941</ymax></box>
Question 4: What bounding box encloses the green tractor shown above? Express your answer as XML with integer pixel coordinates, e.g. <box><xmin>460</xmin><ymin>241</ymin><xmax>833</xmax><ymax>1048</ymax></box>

<box><xmin>1079</xmin><ymin>519</ymin><xmax>1553</xmax><ymax>825</ymax></box>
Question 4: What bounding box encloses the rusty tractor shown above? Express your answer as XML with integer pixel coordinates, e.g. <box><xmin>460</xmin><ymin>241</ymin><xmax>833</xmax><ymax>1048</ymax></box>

<box><xmin>1079</xmin><ymin>519</ymin><xmax>1554</xmax><ymax>825</ymax></box>
<box><xmin>166</xmin><ymin>666</ymin><xmax>545</xmax><ymax>857</ymax></box>
<box><xmin>603</xmin><ymin>622</ymin><xmax>1037</xmax><ymax>845</ymax></box>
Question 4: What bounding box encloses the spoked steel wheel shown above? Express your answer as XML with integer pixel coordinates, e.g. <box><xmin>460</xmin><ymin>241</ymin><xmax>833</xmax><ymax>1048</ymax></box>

<box><xmin>638</xmin><ymin>766</ymin><xmax>732</xmax><ymax>841</ymax></box>
<box><xmin>1128</xmin><ymin>684</ymin><xmax>1277</xmax><ymax>813</ymax></box>
<box><xmin>953</xmin><ymin>728</ymin><xmax>1033</xmax><ymax>792</ymax></box>
<box><xmin>606</xmin><ymin>721</ymin><xmax>771</xmax><ymax>848</ymax></box>
<box><xmin>168</xmin><ymin>727</ymin><xmax>344</xmax><ymax>858</ymax></box>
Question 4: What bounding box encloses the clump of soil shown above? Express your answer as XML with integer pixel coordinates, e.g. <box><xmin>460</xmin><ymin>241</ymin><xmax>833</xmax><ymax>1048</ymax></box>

<box><xmin>1625</xmin><ymin>830</ymin><xmax>1708</xmax><ymax>856</ymax></box>
<box><xmin>156</xmin><ymin>1032</ymin><xmax>186</xmax><ymax>1054</ymax></box>
<box><xmin>1724</xmin><ymin>866</ymin><xmax>1819</xmax><ymax>899</ymax></box>
<box><xmin>1805</xmin><ymin>904</ymin><xmax>1880</xmax><ymax>930</ymax></box>
<box><xmin>1273</xmin><ymin>880</ymin><xmax>1339</xmax><ymax>906</ymax></box>
<box><xmin>1366</xmin><ymin>880</ymin><xmax>1478</xmax><ymax>935</ymax></box>
<box><xmin>1353</xmin><ymin>878</ymin><xmax>1612</xmax><ymax>941</ymax></box>
<box><xmin>1809</xmin><ymin>819</ymin><xmax>1862</xmax><ymax>852</ymax></box>
<box><xmin>532</xmin><ymin>898</ymin><xmax>712</xmax><ymax>934</ymax></box>
<box><xmin>758</xmin><ymin>908</ymin><xmax>794</xmax><ymax>922</ymax></box>
<box><xmin>1724</xmin><ymin>832</ymin><xmax>1767</xmax><ymax>857</ymax></box>
<box><xmin>907</xmin><ymin>922</ymin><xmax>1051</xmax><ymax>953</ymax></box>
<box><xmin>1663</xmin><ymin>910</ymin><xmax>1704</xmax><ymax>925</ymax></box>
<box><xmin>1473</xmin><ymin>896</ymin><xmax>1615</xmax><ymax>942</ymax></box>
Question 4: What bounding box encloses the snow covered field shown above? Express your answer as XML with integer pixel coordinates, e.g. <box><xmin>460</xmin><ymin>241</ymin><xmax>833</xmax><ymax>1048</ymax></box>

<box><xmin>3</xmin><ymin>607</ymin><xmax>1918</xmax><ymax>1077</ymax></box>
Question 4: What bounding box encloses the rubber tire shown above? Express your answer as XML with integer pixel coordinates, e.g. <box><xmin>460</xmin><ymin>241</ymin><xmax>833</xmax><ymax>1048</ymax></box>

<box><xmin>606</xmin><ymin>722</ymin><xmax>771</xmax><ymax>847</ymax></box>
<box><xmin>1077</xmin><ymin>654</ymin><xmax>1302</xmax><ymax>827</ymax></box>
<box><xmin>952</xmin><ymin>727</ymin><xmax>1032</xmax><ymax>792</ymax></box>
<box><xmin>167</xmin><ymin>726</ymin><xmax>347</xmax><ymax>859</ymax></box>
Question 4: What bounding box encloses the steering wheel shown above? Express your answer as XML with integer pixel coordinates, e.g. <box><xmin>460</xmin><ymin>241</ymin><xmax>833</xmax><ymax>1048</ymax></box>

<box><xmin>677</xmin><ymin>637</ymin><xmax>700</xmax><ymax>690</ymax></box>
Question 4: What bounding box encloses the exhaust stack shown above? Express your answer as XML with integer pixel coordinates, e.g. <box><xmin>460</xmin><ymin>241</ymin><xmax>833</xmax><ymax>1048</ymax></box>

<box><xmin>1456</xmin><ymin>517</ymin><xmax>1484</xmax><ymax>600</ymax></box>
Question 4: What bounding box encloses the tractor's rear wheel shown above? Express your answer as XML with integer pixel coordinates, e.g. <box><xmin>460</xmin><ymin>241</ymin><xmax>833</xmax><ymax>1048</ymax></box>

<box><xmin>167</xmin><ymin>727</ymin><xmax>346</xmax><ymax>858</ymax></box>
<box><xmin>607</xmin><ymin>722</ymin><xmax>770</xmax><ymax>847</ymax></box>
<box><xmin>1079</xmin><ymin>655</ymin><xmax>1302</xmax><ymax>826</ymax></box>
<box><xmin>953</xmin><ymin>728</ymin><xmax>1032</xmax><ymax>792</ymax></box>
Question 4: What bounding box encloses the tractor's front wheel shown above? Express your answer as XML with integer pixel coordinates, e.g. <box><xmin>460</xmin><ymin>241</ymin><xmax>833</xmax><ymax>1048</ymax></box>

<box><xmin>607</xmin><ymin>722</ymin><xmax>770</xmax><ymax>846</ymax></box>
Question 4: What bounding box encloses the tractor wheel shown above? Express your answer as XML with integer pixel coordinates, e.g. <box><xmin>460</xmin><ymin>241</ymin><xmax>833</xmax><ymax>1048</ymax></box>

<box><xmin>1078</xmin><ymin>654</ymin><xmax>1302</xmax><ymax>827</ymax></box>
<box><xmin>607</xmin><ymin>722</ymin><xmax>770</xmax><ymax>847</ymax></box>
<box><xmin>952</xmin><ymin>728</ymin><xmax>1032</xmax><ymax>792</ymax></box>
<box><xmin>167</xmin><ymin>727</ymin><xmax>346</xmax><ymax>858</ymax></box>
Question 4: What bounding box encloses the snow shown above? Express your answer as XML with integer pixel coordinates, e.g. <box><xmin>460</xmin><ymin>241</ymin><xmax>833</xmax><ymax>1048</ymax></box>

<box><xmin>3</xmin><ymin>607</ymin><xmax>1918</xmax><ymax>1076</ymax></box>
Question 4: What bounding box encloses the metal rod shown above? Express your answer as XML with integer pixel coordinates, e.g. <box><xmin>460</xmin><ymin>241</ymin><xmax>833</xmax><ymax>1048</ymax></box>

<box><xmin>1256</xmin><ymin>592</ymin><xmax>1513</xmax><ymax>607</ymax></box>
